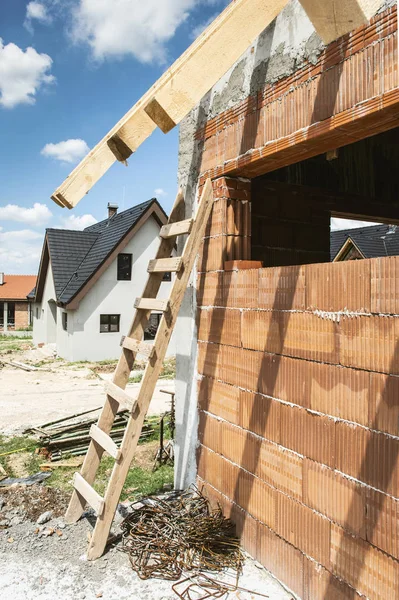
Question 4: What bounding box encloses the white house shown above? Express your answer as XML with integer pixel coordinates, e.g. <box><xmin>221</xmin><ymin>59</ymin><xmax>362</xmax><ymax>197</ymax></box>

<box><xmin>33</xmin><ymin>199</ymin><xmax>175</xmax><ymax>361</ymax></box>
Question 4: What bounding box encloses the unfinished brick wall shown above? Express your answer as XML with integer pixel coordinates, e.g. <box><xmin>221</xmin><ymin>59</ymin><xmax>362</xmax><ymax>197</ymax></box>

<box><xmin>251</xmin><ymin>178</ymin><xmax>330</xmax><ymax>267</ymax></box>
<box><xmin>198</xmin><ymin>176</ymin><xmax>251</xmax><ymax>271</ymax></box>
<box><xmin>196</xmin><ymin>255</ymin><xmax>399</xmax><ymax>599</ymax></box>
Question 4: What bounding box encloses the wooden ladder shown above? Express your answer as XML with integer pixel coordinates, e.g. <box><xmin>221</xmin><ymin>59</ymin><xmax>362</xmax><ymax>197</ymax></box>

<box><xmin>64</xmin><ymin>179</ymin><xmax>214</xmax><ymax>560</ymax></box>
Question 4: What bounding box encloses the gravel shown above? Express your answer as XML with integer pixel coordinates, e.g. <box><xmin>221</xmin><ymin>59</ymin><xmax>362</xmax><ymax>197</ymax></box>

<box><xmin>0</xmin><ymin>491</ymin><xmax>294</xmax><ymax>600</ymax></box>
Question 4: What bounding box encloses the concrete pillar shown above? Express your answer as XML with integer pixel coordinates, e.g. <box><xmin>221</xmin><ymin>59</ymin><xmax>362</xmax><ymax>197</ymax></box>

<box><xmin>3</xmin><ymin>301</ymin><xmax>7</xmax><ymax>332</ymax></box>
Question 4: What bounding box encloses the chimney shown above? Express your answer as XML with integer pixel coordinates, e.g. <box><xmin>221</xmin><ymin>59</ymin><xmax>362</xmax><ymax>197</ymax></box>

<box><xmin>107</xmin><ymin>203</ymin><xmax>118</xmax><ymax>218</ymax></box>
<box><xmin>0</xmin><ymin>273</ymin><xmax>4</xmax><ymax>285</ymax></box>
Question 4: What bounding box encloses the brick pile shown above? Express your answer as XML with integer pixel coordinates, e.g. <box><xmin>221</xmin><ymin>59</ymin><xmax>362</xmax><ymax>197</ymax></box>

<box><xmin>196</xmin><ymin>253</ymin><xmax>399</xmax><ymax>599</ymax></box>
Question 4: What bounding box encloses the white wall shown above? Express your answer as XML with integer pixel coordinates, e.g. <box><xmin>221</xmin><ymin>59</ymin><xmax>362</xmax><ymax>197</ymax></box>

<box><xmin>58</xmin><ymin>216</ymin><xmax>176</xmax><ymax>362</ymax></box>
<box><xmin>32</xmin><ymin>262</ymin><xmax>56</xmax><ymax>347</ymax></box>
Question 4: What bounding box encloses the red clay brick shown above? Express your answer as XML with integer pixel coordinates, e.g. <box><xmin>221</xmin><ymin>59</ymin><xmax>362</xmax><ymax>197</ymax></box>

<box><xmin>303</xmin><ymin>558</ymin><xmax>363</xmax><ymax>600</ymax></box>
<box><xmin>255</xmin><ymin>438</ymin><xmax>303</xmax><ymax>500</ymax></box>
<box><xmin>258</xmin><ymin>353</ymin><xmax>308</xmax><ymax>406</ymax></box>
<box><xmin>197</xmin><ymin>308</ymin><xmax>241</xmax><ymax>347</ymax></box>
<box><xmin>197</xmin><ymin>446</ymin><xmax>223</xmax><ymax>491</ymax></box>
<box><xmin>220</xmin><ymin>345</ymin><xmax>262</xmax><ymax>391</ymax></box>
<box><xmin>369</xmin><ymin>372</ymin><xmax>399</xmax><ymax>436</ymax></box>
<box><xmin>371</xmin><ymin>256</ymin><xmax>399</xmax><ymax>315</ymax></box>
<box><xmin>308</xmin><ymin>362</ymin><xmax>369</xmax><ymax>426</ymax></box>
<box><xmin>220</xmin><ymin>420</ymin><xmax>261</xmax><ymax>474</ymax></box>
<box><xmin>196</xmin><ymin>272</ymin><xmax>224</xmax><ymax>306</ymax></box>
<box><xmin>340</xmin><ymin>315</ymin><xmax>399</xmax><ymax>375</ymax></box>
<box><xmin>330</xmin><ymin>523</ymin><xmax>399</xmax><ymax>600</ymax></box>
<box><xmin>197</xmin><ymin>341</ymin><xmax>222</xmax><ymax>379</ymax></box>
<box><xmin>200</xmin><ymin>378</ymin><xmax>240</xmax><ymax>425</ymax></box>
<box><xmin>258</xmin><ymin>265</ymin><xmax>306</xmax><ymax>310</ymax></box>
<box><xmin>235</xmin><ymin>269</ymin><xmax>259</xmax><ymax>308</ymax></box>
<box><xmin>198</xmin><ymin>236</ymin><xmax>224</xmax><ymax>272</ymax></box>
<box><xmin>239</xmin><ymin>391</ymin><xmax>280</xmax><ymax>443</ymax></box>
<box><xmin>280</xmin><ymin>404</ymin><xmax>336</xmax><ymax>468</ymax></box>
<box><xmin>366</xmin><ymin>488</ymin><xmax>399</xmax><ymax>561</ymax></box>
<box><xmin>335</xmin><ymin>421</ymin><xmax>399</xmax><ymax>497</ymax></box>
<box><xmin>235</xmin><ymin>470</ymin><xmax>275</xmax><ymax>528</ymax></box>
<box><xmin>275</xmin><ymin>491</ymin><xmax>331</xmax><ymax>566</ymax></box>
<box><xmin>198</xmin><ymin>411</ymin><xmax>221</xmax><ymax>454</ymax></box>
<box><xmin>305</xmin><ymin>260</ymin><xmax>371</xmax><ymax>313</ymax></box>
<box><xmin>258</xmin><ymin>522</ymin><xmax>305</xmax><ymax>599</ymax></box>
<box><xmin>242</xmin><ymin>311</ymin><xmax>339</xmax><ymax>364</ymax></box>
<box><xmin>303</xmin><ymin>460</ymin><xmax>366</xmax><ymax>538</ymax></box>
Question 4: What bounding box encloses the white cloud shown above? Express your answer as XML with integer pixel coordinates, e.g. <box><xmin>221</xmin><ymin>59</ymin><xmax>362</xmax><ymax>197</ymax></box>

<box><xmin>41</xmin><ymin>139</ymin><xmax>90</xmax><ymax>163</ymax></box>
<box><xmin>154</xmin><ymin>188</ymin><xmax>167</xmax><ymax>197</ymax></box>
<box><xmin>61</xmin><ymin>214</ymin><xmax>97</xmax><ymax>230</ymax></box>
<box><xmin>70</xmin><ymin>0</ymin><xmax>200</xmax><ymax>63</ymax></box>
<box><xmin>0</xmin><ymin>203</ymin><xmax>52</xmax><ymax>227</ymax></box>
<box><xmin>0</xmin><ymin>229</ymin><xmax>43</xmax><ymax>274</ymax></box>
<box><xmin>331</xmin><ymin>218</ymin><xmax>380</xmax><ymax>231</ymax></box>
<box><xmin>0</xmin><ymin>39</ymin><xmax>55</xmax><ymax>108</ymax></box>
<box><xmin>190</xmin><ymin>13</ymin><xmax>218</xmax><ymax>40</ymax></box>
<box><xmin>24</xmin><ymin>2</ymin><xmax>52</xmax><ymax>32</ymax></box>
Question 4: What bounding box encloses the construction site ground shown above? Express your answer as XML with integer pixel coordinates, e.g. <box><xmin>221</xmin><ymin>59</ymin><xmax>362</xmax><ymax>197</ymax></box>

<box><xmin>0</xmin><ymin>338</ymin><xmax>292</xmax><ymax>600</ymax></box>
<box><xmin>0</xmin><ymin>340</ymin><xmax>174</xmax><ymax>435</ymax></box>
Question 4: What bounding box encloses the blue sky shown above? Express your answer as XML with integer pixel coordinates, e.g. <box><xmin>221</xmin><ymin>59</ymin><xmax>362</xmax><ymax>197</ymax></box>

<box><xmin>0</xmin><ymin>0</ymin><xmax>377</xmax><ymax>275</ymax></box>
<box><xmin>0</xmin><ymin>0</ymin><xmax>228</xmax><ymax>274</ymax></box>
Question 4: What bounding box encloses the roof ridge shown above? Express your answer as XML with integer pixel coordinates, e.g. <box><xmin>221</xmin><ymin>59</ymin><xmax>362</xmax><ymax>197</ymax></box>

<box><xmin>84</xmin><ymin>198</ymin><xmax>155</xmax><ymax>232</ymax></box>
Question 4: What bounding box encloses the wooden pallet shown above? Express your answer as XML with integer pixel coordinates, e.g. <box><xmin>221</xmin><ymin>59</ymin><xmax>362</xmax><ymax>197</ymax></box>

<box><xmin>64</xmin><ymin>179</ymin><xmax>214</xmax><ymax>560</ymax></box>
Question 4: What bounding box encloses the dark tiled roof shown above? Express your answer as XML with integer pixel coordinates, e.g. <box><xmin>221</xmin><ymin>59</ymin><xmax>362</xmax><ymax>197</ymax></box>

<box><xmin>42</xmin><ymin>199</ymin><xmax>160</xmax><ymax>305</ymax></box>
<box><xmin>47</xmin><ymin>229</ymin><xmax>99</xmax><ymax>300</ymax></box>
<box><xmin>330</xmin><ymin>224</ymin><xmax>399</xmax><ymax>260</ymax></box>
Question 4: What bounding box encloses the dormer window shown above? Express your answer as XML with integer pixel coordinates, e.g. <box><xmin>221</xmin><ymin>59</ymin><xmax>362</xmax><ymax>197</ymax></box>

<box><xmin>117</xmin><ymin>253</ymin><xmax>132</xmax><ymax>280</ymax></box>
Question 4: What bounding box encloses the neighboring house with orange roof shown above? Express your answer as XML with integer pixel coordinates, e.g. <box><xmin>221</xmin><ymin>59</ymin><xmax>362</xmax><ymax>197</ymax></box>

<box><xmin>0</xmin><ymin>273</ymin><xmax>37</xmax><ymax>332</ymax></box>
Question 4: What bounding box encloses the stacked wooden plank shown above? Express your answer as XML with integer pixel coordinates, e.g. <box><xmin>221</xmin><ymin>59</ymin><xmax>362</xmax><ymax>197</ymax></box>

<box><xmin>25</xmin><ymin>408</ymin><xmax>156</xmax><ymax>461</ymax></box>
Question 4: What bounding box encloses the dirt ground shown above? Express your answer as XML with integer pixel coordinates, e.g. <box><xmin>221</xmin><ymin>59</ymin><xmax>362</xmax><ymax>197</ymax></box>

<box><xmin>0</xmin><ymin>490</ymin><xmax>294</xmax><ymax>600</ymax></box>
<box><xmin>0</xmin><ymin>345</ymin><xmax>174</xmax><ymax>434</ymax></box>
<box><xmin>0</xmin><ymin>343</ymin><xmax>293</xmax><ymax>600</ymax></box>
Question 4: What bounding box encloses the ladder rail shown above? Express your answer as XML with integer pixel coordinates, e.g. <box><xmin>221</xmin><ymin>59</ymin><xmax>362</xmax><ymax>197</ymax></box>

<box><xmin>86</xmin><ymin>179</ymin><xmax>214</xmax><ymax>560</ymax></box>
<box><xmin>65</xmin><ymin>188</ymin><xmax>185</xmax><ymax>523</ymax></box>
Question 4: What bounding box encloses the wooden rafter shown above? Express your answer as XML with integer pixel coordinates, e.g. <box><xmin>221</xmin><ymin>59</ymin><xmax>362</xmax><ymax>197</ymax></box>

<box><xmin>50</xmin><ymin>0</ymin><xmax>383</xmax><ymax>210</ymax></box>
<box><xmin>51</xmin><ymin>0</ymin><xmax>290</xmax><ymax>209</ymax></box>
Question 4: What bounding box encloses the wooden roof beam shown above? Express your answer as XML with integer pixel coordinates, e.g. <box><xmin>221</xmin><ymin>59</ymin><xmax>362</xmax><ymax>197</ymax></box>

<box><xmin>299</xmin><ymin>0</ymin><xmax>384</xmax><ymax>44</ymax></box>
<box><xmin>50</xmin><ymin>0</ymin><xmax>290</xmax><ymax>209</ymax></box>
<box><xmin>51</xmin><ymin>0</ymin><xmax>385</xmax><ymax>209</ymax></box>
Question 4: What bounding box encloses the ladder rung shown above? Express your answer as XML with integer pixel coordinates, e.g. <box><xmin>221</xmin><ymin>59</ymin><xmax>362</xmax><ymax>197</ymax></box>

<box><xmin>148</xmin><ymin>257</ymin><xmax>182</xmax><ymax>273</ymax></box>
<box><xmin>160</xmin><ymin>219</ymin><xmax>193</xmax><ymax>239</ymax></box>
<box><xmin>104</xmin><ymin>380</ymin><xmax>136</xmax><ymax>412</ymax></box>
<box><xmin>121</xmin><ymin>336</ymin><xmax>154</xmax><ymax>358</ymax></box>
<box><xmin>90</xmin><ymin>424</ymin><xmax>121</xmax><ymax>460</ymax></box>
<box><xmin>134</xmin><ymin>298</ymin><xmax>169</xmax><ymax>312</ymax></box>
<box><xmin>73</xmin><ymin>473</ymin><xmax>105</xmax><ymax>516</ymax></box>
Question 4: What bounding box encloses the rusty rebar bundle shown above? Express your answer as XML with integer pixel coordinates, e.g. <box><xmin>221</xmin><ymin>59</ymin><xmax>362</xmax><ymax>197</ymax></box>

<box><xmin>120</xmin><ymin>486</ymin><xmax>243</xmax><ymax>581</ymax></box>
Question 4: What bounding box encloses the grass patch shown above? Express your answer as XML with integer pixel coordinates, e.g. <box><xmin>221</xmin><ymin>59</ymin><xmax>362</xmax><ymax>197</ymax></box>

<box><xmin>0</xmin><ymin>433</ymin><xmax>173</xmax><ymax>502</ymax></box>
<box><xmin>0</xmin><ymin>434</ymin><xmax>39</xmax><ymax>477</ymax></box>
<box><xmin>160</xmin><ymin>357</ymin><xmax>176</xmax><ymax>379</ymax></box>
<box><xmin>128</xmin><ymin>373</ymin><xmax>143</xmax><ymax>384</ymax></box>
<box><xmin>0</xmin><ymin>336</ymin><xmax>33</xmax><ymax>355</ymax></box>
<box><xmin>0</xmin><ymin>334</ymin><xmax>33</xmax><ymax>341</ymax></box>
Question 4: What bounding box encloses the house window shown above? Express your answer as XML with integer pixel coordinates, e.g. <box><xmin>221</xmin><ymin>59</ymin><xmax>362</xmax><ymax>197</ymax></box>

<box><xmin>7</xmin><ymin>302</ymin><xmax>15</xmax><ymax>327</ymax></box>
<box><xmin>117</xmin><ymin>253</ymin><xmax>132</xmax><ymax>280</ymax></box>
<box><xmin>144</xmin><ymin>313</ymin><xmax>161</xmax><ymax>340</ymax></box>
<box><xmin>100</xmin><ymin>314</ymin><xmax>120</xmax><ymax>333</ymax></box>
<box><xmin>62</xmin><ymin>312</ymin><xmax>68</xmax><ymax>331</ymax></box>
<box><xmin>162</xmin><ymin>272</ymin><xmax>172</xmax><ymax>282</ymax></box>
